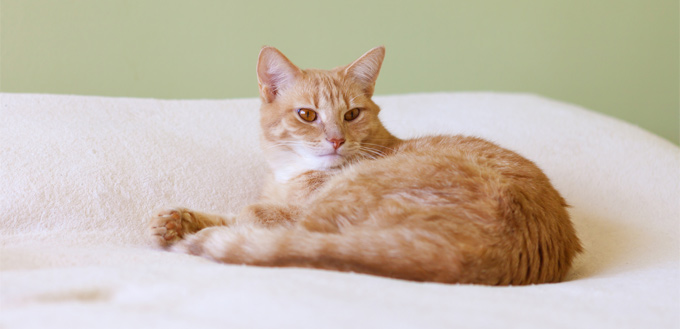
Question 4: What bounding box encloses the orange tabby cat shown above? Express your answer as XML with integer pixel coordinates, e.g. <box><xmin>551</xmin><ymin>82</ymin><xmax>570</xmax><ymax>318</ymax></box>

<box><xmin>149</xmin><ymin>46</ymin><xmax>582</xmax><ymax>285</ymax></box>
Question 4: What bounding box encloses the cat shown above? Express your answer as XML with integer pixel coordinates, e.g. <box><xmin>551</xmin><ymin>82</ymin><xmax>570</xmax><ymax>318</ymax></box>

<box><xmin>148</xmin><ymin>46</ymin><xmax>583</xmax><ymax>285</ymax></box>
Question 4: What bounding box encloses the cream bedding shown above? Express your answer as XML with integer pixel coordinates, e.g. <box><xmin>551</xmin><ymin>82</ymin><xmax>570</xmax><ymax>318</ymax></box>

<box><xmin>1</xmin><ymin>92</ymin><xmax>678</xmax><ymax>328</ymax></box>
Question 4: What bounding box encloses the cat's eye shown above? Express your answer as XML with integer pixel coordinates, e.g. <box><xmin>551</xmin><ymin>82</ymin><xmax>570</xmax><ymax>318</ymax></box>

<box><xmin>344</xmin><ymin>108</ymin><xmax>361</xmax><ymax>121</ymax></box>
<box><xmin>297</xmin><ymin>108</ymin><xmax>317</xmax><ymax>122</ymax></box>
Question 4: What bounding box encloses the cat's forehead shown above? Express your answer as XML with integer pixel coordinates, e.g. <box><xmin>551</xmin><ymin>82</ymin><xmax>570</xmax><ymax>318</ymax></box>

<box><xmin>293</xmin><ymin>70</ymin><xmax>365</xmax><ymax>110</ymax></box>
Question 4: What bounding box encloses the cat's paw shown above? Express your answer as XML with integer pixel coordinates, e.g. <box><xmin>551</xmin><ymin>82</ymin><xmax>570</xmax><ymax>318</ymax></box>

<box><xmin>149</xmin><ymin>208</ymin><xmax>189</xmax><ymax>248</ymax></box>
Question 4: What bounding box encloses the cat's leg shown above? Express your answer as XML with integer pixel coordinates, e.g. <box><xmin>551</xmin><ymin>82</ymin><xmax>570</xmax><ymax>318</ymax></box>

<box><xmin>149</xmin><ymin>207</ymin><xmax>233</xmax><ymax>248</ymax></box>
<box><xmin>149</xmin><ymin>203</ymin><xmax>301</xmax><ymax>248</ymax></box>
<box><xmin>168</xmin><ymin>223</ymin><xmax>467</xmax><ymax>283</ymax></box>
<box><xmin>234</xmin><ymin>203</ymin><xmax>302</xmax><ymax>228</ymax></box>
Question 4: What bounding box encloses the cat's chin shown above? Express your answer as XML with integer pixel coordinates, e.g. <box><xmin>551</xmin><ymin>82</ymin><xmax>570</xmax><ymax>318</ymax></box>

<box><xmin>315</xmin><ymin>154</ymin><xmax>346</xmax><ymax>169</ymax></box>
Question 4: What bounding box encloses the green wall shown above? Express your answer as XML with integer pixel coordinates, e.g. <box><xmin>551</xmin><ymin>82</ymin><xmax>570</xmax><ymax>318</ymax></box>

<box><xmin>2</xmin><ymin>0</ymin><xmax>678</xmax><ymax>144</ymax></box>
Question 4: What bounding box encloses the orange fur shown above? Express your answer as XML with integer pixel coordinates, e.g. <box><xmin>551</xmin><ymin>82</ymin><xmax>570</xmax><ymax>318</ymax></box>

<box><xmin>148</xmin><ymin>46</ymin><xmax>582</xmax><ymax>285</ymax></box>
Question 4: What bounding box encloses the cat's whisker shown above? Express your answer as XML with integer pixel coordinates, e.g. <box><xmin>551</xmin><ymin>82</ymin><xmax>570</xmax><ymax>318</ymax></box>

<box><xmin>361</xmin><ymin>142</ymin><xmax>396</xmax><ymax>153</ymax></box>
<box><xmin>358</xmin><ymin>145</ymin><xmax>388</xmax><ymax>154</ymax></box>
<box><xmin>263</xmin><ymin>144</ymin><xmax>294</xmax><ymax>151</ymax></box>
<box><xmin>358</xmin><ymin>148</ymin><xmax>385</xmax><ymax>158</ymax></box>
<box><xmin>357</xmin><ymin>146</ymin><xmax>386</xmax><ymax>160</ymax></box>
<box><xmin>263</xmin><ymin>140</ymin><xmax>317</xmax><ymax>151</ymax></box>
<box><xmin>359</xmin><ymin>149</ymin><xmax>384</xmax><ymax>158</ymax></box>
<box><xmin>356</xmin><ymin>151</ymin><xmax>377</xmax><ymax>161</ymax></box>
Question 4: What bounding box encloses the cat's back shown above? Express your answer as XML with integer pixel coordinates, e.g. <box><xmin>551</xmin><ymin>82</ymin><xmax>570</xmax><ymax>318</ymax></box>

<box><xmin>394</xmin><ymin>135</ymin><xmax>541</xmax><ymax>177</ymax></box>
<box><xmin>349</xmin><ymin>135</ymin><xmax>549</xmax><ymax>191</ymax></box>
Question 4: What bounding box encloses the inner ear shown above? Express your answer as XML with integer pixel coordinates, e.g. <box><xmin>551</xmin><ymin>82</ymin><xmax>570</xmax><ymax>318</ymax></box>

<box><xmin>344</xmin><ymin>46</ymin><xmax>385</xmax><ymax>96</ymax></box>
<box><xmin>257</xmin><ymin>47</ymin><xmax>302</xmax><ymax>103</ymax></box>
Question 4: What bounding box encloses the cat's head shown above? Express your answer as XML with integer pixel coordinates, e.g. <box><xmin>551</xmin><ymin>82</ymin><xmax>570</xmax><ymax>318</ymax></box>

<box><xmin>256</xmin><ymin>46</ymin><xmax>393</xmax><ymax>181</ymax></box>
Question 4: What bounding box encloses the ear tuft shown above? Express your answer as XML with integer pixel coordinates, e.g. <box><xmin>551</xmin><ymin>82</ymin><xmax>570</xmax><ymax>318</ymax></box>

<box><xmin>344</xmin><ymin>46</ymin><xmax>385</xmax><ymax>96</ymax></box>
<box><xmin>257</xmin><ymin>47</ymin><xmax>302</xmax><ymax>103</ymax></box>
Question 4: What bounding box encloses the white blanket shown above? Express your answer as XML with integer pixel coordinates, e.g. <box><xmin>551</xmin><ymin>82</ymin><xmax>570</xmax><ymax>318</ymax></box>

<box><xmin>1</xmin><ymin>92</ymin><xmax>678</xmax><ymax>329</ymax></box>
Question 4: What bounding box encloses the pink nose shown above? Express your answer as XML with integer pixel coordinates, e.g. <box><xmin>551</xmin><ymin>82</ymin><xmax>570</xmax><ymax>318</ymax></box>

<box><xmin>327</xmin><ymin>138</ymin><xmax>345</xmax><ymax>150</ymax></box>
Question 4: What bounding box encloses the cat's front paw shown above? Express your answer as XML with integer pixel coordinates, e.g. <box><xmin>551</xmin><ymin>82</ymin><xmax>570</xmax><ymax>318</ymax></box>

<box><xmin>149</xmin><ymin>208</ymin><xmax>189</xmax><ymax>248</ymax></box>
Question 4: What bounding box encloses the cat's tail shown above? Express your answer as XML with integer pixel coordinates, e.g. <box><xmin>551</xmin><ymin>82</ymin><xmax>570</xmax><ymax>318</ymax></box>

<box><xmin>171</xmin><ymin>224</ymin><xmax>477</xmax><ymax>284</ymax></box>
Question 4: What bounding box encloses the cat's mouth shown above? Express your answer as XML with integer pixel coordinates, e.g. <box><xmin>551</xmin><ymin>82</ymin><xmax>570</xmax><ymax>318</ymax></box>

<box><xmin>318</xmin><ymin>147</ymin><xmax>344</xmax><ymax>156</ymax></box>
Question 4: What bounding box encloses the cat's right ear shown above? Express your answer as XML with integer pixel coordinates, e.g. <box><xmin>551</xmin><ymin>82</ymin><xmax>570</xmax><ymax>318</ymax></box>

<box><xmin>257</xmin><ymin>47</ymin><xmax>302</xmax><ymax>103</ymax></box>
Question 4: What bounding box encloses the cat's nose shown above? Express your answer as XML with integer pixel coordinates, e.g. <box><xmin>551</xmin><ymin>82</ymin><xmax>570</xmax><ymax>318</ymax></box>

<box><xmin>327</xmin><ymin>138</ymin><xmax>345</xmax><ymax>150</ymax></box>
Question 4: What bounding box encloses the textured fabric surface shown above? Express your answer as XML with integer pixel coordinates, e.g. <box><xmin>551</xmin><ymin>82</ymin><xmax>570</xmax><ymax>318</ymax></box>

<box><xmin>1</xmin><ymin>92</ymin><xmax>678</xmax><ymax>329</ymax></box>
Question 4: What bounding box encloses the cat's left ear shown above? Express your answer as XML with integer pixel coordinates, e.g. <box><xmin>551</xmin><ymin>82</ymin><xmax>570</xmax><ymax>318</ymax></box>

<box><xmin>344</xmin><ymin>46</ymin><xmax>385</xmax><ymax>97</ymax></box>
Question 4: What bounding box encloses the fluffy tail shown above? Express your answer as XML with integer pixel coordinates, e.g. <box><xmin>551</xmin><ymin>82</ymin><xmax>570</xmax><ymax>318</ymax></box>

<box><xmin>171</xmin><ymin>224</ymin><xmax>470</xmax><ymax>283</ymax></box>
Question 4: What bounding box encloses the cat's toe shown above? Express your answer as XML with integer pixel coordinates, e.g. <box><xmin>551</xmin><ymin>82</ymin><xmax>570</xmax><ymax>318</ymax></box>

<box><xmin>149</xmin><ymin>208</ymin><xmax>185</xmax><ymax>247</ymax></box>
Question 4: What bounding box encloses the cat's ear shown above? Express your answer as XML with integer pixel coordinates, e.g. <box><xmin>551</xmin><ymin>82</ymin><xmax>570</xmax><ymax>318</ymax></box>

<box><xmin>344</xmin><ymin>46</ymin><xmax>385</xmax><ymax>96</ymax></box>
<box><xmin>257</xmin><ymin>47</ymin><xmax>302</xmax><ymax>103</ymax></box>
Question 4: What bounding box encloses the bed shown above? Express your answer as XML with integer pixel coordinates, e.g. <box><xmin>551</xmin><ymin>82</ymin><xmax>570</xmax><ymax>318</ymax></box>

<box><xmin>1</xmin><ymin>92</ymin><xmax>678</xmax><ymax>328</ymax></box>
